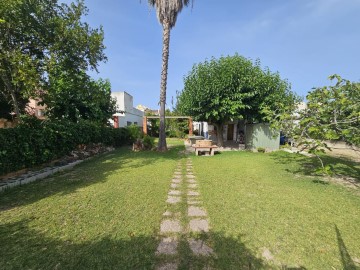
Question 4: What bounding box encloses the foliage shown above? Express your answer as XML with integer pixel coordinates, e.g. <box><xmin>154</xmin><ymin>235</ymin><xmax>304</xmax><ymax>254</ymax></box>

<box><xmin>257</xmin><ymin>147</ymin><xmax>265</xmax><ymax>153</ymax></box>
<box><xmin>299</xmin><ymin>75</ymin><xmax>359</xmax><ymax>146</ymax></box>
<box><xmin>274</xmin><ymin>75</ymin><xmax>360</xmax><ymax>174</ymax></box>
<box><xmin>0</xmin><ymin>117</ymin><xmax>131</xmax><ymax>175</ymax></box>
<box><xmin>142</xmin><ymin>135</ymin><xmax>155</xmax><ymax>150</ymax></box>
<box><xmin>145</xmin><ymin>109</ymin><xmax>189</xmax><ymax>138</ymax></box>
<box><xmin>41</xmin><ymin>70</ymin><xmax>117</xmax><ymax>123</ymax></box>
<box><xmin>0</xmin><ymin>0</ymin><xmax>106</xmax><ymax>116</ymax></box>
<box><xmin>176</xmin><ymin>54</ymin><xmax>299</xmax><ymax>146</ymax></box>
<box><xmin>126</xmin><ymin>124</ymin><xmax>143</xmax><ymax>142</ymax></box>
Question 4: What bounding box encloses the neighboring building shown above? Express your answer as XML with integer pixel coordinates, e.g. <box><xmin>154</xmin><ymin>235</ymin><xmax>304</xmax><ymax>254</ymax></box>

<box><xmin>111</xmin><ymin>92</ymin><xmax>144</xmax><ymax>128</ymax></box>
<box><xmin>136</xmin><ymin>104</ymin><xmax>159</xmax><ymax>116</ymax></box>
<box><xmin>26</xmin><ymin>98</ymin><xmax>46</xmax><ymax>120</ymax></box>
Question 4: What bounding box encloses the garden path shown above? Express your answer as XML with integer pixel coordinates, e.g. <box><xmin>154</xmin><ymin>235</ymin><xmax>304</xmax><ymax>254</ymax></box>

<box><xmin>155</xmin><ymin>158</ymin><xmax>215</xmax><ymax>269</ymax></box>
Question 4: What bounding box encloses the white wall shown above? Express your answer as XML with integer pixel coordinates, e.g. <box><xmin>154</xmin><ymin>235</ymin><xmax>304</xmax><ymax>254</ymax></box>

<box><xmin>111</xmin><ymin>91</ymin><xmax>144</xmax><ymax>128</ymax></box>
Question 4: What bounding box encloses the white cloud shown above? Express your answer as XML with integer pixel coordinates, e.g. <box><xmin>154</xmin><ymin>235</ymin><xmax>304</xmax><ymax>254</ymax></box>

<box><xmin>305</xmin><ymin>0</ymin><xmax>360</xmax><ymax>17</ymax></box>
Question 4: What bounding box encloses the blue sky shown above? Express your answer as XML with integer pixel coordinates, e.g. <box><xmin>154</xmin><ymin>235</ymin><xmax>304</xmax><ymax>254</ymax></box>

<box><xmin>62</xmin><ymin>0</ymin><xmax>360</xmax><ymax>109</ymax></box>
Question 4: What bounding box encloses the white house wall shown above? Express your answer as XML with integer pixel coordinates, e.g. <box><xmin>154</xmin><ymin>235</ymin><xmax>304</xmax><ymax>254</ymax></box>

<box><xmin>111</xmin><ymin>91</ymin><xmax>144</xmax><ymax>128</ymax></box>
<box><xmin>118</xmin><ymin>108</ymin><xmax>143</xmax><ymax>127</ymax></box>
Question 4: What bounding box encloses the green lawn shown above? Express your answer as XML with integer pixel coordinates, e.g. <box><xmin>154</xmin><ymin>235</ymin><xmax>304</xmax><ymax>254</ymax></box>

<box><xmin>1</xmin><ymin>140</ymin><xmax>359</xmax><ymax>269</ymax></box>
<box><xmin>0</xmin><ymin>142</ymin><xmax>183</xmax><ymax>269</ymax></box>
<box><xmin>193</xmin><ymin>150</ymin><xmax>360</xmax><ymax>269</ymax></box>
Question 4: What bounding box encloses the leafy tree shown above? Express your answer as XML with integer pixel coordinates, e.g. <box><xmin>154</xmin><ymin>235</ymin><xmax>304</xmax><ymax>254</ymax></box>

<box><xmin>146</xmin><ymin>0</ymin><xmax>193</xmax><ymax>151</ymax></box>
<box><xmin>0</xmin><ymin>0</ymin><xmax>106</xmax><ymax>116</ymax></box>
<box><xmin>177</xmin><ymin>54</ymin><xmax>298</xmax><ymax>146</ymax></box>
<box><xmin>302</xmin><ymin>75</ymin><xmax>359</xmax><ymax>147</ymax></box>
<box><xmin>41</xmin><ymin>70</ymin><xmax>117</xmax><ymax>123</ymax></box>
<box><xmin>276</xmin><ymin>75</ymin><xmax>360</xmax><ymax>174</ymax></box>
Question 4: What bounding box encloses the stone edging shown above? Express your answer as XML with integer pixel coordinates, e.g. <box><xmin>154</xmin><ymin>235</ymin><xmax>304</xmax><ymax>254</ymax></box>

<box><xmin>0</xmin><ymin>160</ymin><xmax>84</xmax><ymax>192</ymax></box>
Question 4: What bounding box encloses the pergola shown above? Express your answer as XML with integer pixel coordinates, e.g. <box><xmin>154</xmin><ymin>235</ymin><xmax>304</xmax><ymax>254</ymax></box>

<box><xmin>143</xmin><ymin>116</ymin><xmax>193</xmax><ymax>136</ymax></box>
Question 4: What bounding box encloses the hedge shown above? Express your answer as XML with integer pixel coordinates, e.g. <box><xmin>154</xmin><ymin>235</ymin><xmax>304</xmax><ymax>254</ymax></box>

<box><xmin>0</xmin><ymin>118</ymin><xmax>131</xmax><ymax>176</ymax></box>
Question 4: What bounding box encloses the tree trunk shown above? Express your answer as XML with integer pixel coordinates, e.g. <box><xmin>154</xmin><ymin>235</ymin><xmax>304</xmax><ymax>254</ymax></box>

<box><xmin>1</xmin><ymin>73</ymin><xmax>20</xmax><ymax>116</ymax></box>
<box><xmin>214</xmin><ymin>123</ymin><xmax>224</xmax><ymax>147</ymax></box>
<box><xmin>157</xmin><ymin>20</ymin><xmax>171</xmax><ymax>152</ymax></box>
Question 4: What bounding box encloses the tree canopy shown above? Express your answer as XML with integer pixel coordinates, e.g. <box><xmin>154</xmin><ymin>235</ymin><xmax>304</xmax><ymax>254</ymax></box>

<box><xmin>0</xmin><ymin>0</ymin><xmax>106</xmax><ymax>118</ymax></box>
<box><xmin>176</xmin><ymin>54</ymin><xmax>299</xmax><ymax>146</ymax></box>
<box><xmin>42</xmin><ymin>70</ymin><xmax>117</xmax><ymax>124</ymax></box>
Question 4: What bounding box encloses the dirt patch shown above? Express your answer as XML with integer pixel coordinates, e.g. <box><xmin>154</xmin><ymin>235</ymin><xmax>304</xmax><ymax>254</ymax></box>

<box><xmin>326</xmin><ymin>176</ymin><xmax>360</xmax><ymax>191</ymax></box>
<box><xmin>325</xmin><ymin>141</ymin><xmax>360</xmax><ymax>163</ymax></box>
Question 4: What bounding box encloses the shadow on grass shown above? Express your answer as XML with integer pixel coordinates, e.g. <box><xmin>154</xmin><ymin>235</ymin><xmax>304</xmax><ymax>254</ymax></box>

<box><xmin>335</xmin><ymin>225</ymin><xmax>359</xmax><ymax>270</ymax></box>
<box><xmin>270</xmin><ymin>151</ymin><xmax>360</xmax><ymax>183</ymax></box>
<box><xmin>0</xmin><ymin>219</ymin><xmax>309</xmax><ymax>270</ymax></box>
<box><xmin>0</xmin><ymin>145</ymin><xmax>184</xmax><ymax>211</ymax></box>
<box><xmin>173</xmin><ymin>232</ymin><xmax>307</xmax><ymax>269</ymax></box>
<box><xmin>0</xmin><ymin>218</ymin><xmax>157</xmax><ymax>270</ymax></box>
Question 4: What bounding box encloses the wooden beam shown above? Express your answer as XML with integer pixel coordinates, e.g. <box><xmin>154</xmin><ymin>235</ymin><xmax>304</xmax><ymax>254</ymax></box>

<box><xmin>143</xmin><ymin>116</ymin><xmax>147</xmax><ymax>135</ymax></box>
<box><xmin>189</xmin><ymin>117</ymin><xmax>193</xmax><ymax>136</ymax></box>
<box><xmin>145</xmin><ymin>116</ymin><xmax>190</xmax><ymax>119</ymax></box>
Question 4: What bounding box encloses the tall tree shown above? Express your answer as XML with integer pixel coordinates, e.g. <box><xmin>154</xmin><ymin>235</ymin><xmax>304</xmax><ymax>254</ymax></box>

<box><xmin>42</xmin><ymin>69</ymin><xmax>117</xmax><ymax>123</ymax></box>
<box><xmin>177</xmin><ymin>54</ymin><xmax>299</xmax><ymax>146</ymax></box>
<box><xmin>146</xmin><ymin>0</ymin><xmax>192</xmax><ymax>151</ymax></box>
<box><xmin>0</xmin><ymin>0</ymin><xmax>106</xmax><ymax>117</ymax></box>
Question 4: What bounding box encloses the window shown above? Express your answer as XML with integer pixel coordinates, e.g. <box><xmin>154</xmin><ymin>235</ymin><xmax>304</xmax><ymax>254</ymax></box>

<box><xmin>134</xmin><ymin>122</ymin><xmax>138</xmax><ymax>125</ymax></box>
<box><xmin>37</xmin><ymin>110</ymin><xmax>44</xmax><ymax>117</ymax></box>
<box><xmin>127</xmin><ymin>121</ymin><xmax>132</xmax><ymax>126</ymax></box>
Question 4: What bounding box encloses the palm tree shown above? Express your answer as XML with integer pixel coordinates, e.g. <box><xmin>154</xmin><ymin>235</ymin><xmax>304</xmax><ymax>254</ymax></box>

<box><xmin>147</xmin><ymin>0</ymin><xmax>192</xmax><ymax>151</ymax></box>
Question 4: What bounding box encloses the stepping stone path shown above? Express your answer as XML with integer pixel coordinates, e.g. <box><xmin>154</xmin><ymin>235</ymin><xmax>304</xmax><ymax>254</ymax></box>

<box><xmin>155</xmin><ymin>158</ymin><xmax>215</xmax><ymax>270</ymax></box>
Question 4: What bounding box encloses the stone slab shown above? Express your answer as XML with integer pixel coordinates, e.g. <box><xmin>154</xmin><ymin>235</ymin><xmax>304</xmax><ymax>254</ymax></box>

<box><xmin>187</xmin><ymin>179</ymin><xmax>196</xmax><ymax>184</ymax></box>
<box><xmin>188</xmin><ymin>206</ymin><xmax>207</xmax><ymax>217</ymax></box>
<box><xmin>156</xmin><ymin>237</ymin><xmax>178</xmax><ymax>255</ymax></box>
<box><xmin>188</xmin><ymin>239</ymin><xmax>214</xmax><ymax>256</ymax></box>
<box><xmin>172</xmin><ymin>179</ymin><xmax>182</xmax><ymax>184</ymax></box>
<box><xmin>160</xmin><ymin>220</ymin><xmax>182</xmax><ymax>233</ymax></box>
<box><xmin>188</xmin><ymin>191</ymin><xmax>200</xmax><ymax>196</ymax></box>
<box><xmin>186</xmin><ymin>174</ymin><xmax>195</xmax><ymax>179</ymax></box>
<box><xmin>188</xmin><ymin>184</ymin><xmax>197</xmax><ymax>189</ymax></box>
<box><xmin>170</xmin><ymin>183</ymin><xmax>179</xmax><ymax>189</ymax></box>
<box><xmin>156</xmin><ymin>262</ymin><xmax>179</xmax><ymax>270</ymax></box>
<box><xmin>163</xmin><ymin>210</ymin><xmax>172</xmax><ymax>217</ymax></box>
<box><xmin>187</xmin><ymin>200</ymin><xmax>201</xmax><ymax>205</ymax></box>
<box><xmin>173</xmin><ymin>175</ymin><xmax>182</xmax><ymax>179</ymax></box>
<box><xmin>168</xmin><ymin>190</ymin><xmax>181</xmax><ymax>196</ymax></box>
<box><xmin>189</xmin><ymin>219</ymin><xmax>209</xmax><ymax>232</ymax></box>
<box><xmin>166</xmin><ymin>196</ymin><xmax>181</xmax><ymax>204</ymax></box>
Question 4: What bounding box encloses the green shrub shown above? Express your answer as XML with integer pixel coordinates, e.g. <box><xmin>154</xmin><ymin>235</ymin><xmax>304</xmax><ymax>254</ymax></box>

<box><xmin>257</xmin><ymin>147</ymin><xmax>266</xmax><ymax>153</ymax></box>
<box><xmin>0</xmin><ymin>117</ymin><xmax>132</xmax><ymax>176</ymax></box>
<box><xmin>126</xmin><ymin>124</ymin><xmax>142</xmax><ymax>141</ymax></box>
<box><xmin>142</xmin><ymin>135</ymin><xmax>155</xmax><ymax>150</ymax></box>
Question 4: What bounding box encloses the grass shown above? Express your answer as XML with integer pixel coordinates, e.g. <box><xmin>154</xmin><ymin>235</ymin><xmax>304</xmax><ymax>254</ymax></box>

<box><xmin>192</xmin><ymin>150</ymin><xmax>360</xmax><ymax>269</ymax></box>
<box><xmin>0</xmin><ymin>141</ymin><xmax>184</xmax><ymax>269</ymax></box>
<box><xmin>1</xmin><ymin>139</ymin><xmax>359</xmax><ymax>269</ymax></box>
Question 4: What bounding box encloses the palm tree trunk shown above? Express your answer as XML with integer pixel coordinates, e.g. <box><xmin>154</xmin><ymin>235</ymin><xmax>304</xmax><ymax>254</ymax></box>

<box><xmin>157</xmin><ymin>20</ymin><xmax>171</xmax><ymax>151</ymax></box>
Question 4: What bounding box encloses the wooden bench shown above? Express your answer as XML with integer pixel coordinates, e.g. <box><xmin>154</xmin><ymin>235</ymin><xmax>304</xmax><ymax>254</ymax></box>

<box><xmin>192</xmin><ymin>144</ymin><xmax>218</xmax><ymax>156</ymax></box>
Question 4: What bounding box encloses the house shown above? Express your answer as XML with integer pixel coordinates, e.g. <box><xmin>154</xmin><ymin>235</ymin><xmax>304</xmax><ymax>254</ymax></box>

<box><xmin>136</xmin><ymin>104</ymin><xmax>159</xmax><ymax>116</ymax></box>
<box><xmin>111</xmin><ymin>92</ymin><xmax>144</xmax><ymax>128</ymax></box>
<box><xmin>26</xmin><ymin>98</ymin><xmax>46</xmax><ymax>120</ymax></box>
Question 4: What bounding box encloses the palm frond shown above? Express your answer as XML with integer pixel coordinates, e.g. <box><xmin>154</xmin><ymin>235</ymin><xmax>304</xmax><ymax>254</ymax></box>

<box><xmin>147</xmin><ymin>0</ymin><xmax>192</xmax><ymax>28</ymax></box>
